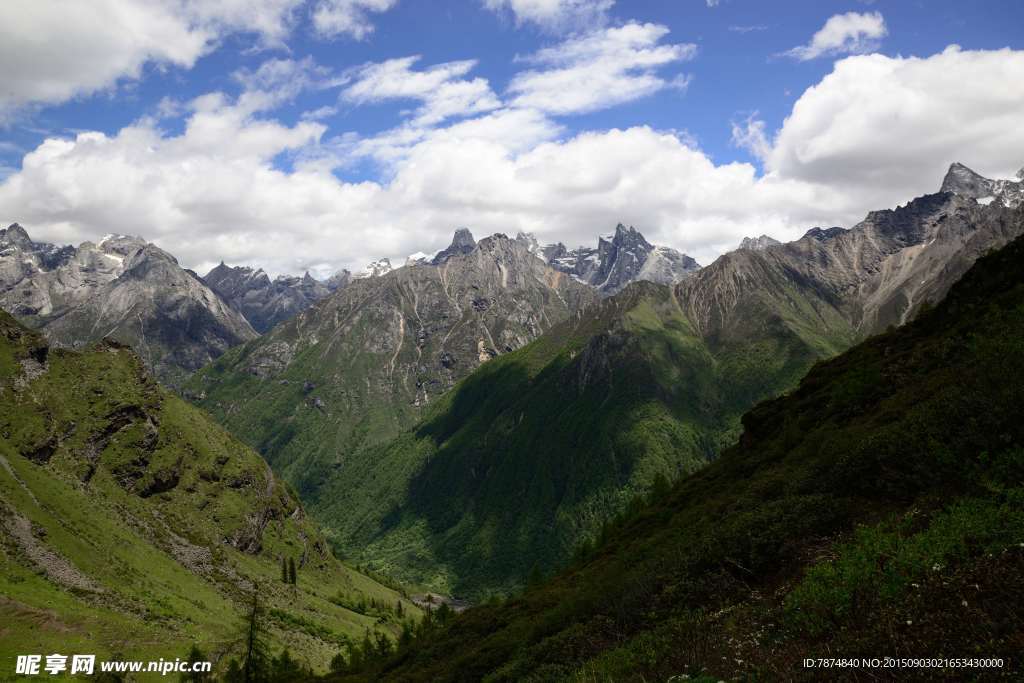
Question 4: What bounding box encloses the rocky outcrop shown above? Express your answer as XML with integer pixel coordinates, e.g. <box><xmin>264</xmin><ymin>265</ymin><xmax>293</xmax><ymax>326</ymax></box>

<box><xmin>431</xmin><ymin>227</ymin><xmax>477</xmax><ymax>265</ymax></box>
<box><xmin>0</xmin><ymin>227</ymin><xmax>256</xmax><ymax>386</ymax></box>
<box><xmin>204</xmin><ymin>262</ymin><xmax>336</xmax><ymax>333</ymax></box>
<box><xmin>737</xmin><ymin>234</ymin><xmax>781</xmax><ymax>251</ymax></box>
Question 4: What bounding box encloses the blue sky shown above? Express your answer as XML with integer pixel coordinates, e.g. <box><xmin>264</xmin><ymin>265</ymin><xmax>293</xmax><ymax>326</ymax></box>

<box><xmin>1</xmin><ymin>0</ymin><xmax>1023</xmax><ymax>276</ymax></box>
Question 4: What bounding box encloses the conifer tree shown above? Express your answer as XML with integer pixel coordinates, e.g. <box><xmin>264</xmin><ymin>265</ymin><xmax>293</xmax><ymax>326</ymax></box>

<box><xmin>241</xmin><ymin>586</ymin><xmax>268</xmax><ymax>682</ymax></box>
<box><xmin>179</xmin><ymin>644</ymin><xmax>209</xmax><ymax>683</ymax></box>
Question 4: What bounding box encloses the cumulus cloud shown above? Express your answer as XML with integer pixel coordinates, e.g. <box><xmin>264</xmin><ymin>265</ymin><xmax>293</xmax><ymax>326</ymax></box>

<box><xmin>766</xmin><ymin>46</ymin><xmax>1024</xmax><ymax>201</ymax></box>
<box><xmin>341</xmin><ymin>56</ymin><xmax>501</xmax><ymax>126</ymax></box>
<box><xmin>1</xmin><ymin>46</ymin><xmax>1023</xmax><ymax>278</ymax></box>
<box><xmin>783</xmin><ymin>11</ymin><xmax>887</xmax><ymax>61</ymax></box>
<box><xmin>483</xmin><ymin>0</ymin><xmax>614</xmax><ymax>33</ymax></box>
<box><xmin>311</xmin><ymin>0</ymin><xmax>398</xmax><ymax>39</ymax></box>
<box><xmin>508</xmin><ymin>22</ymin><xmax>697</xmax><ymax>115</ymax></box>
<box><xmin>0</xmin><ymin>0</ymin><xmax>309</xmax><ymax>119</ymax></box>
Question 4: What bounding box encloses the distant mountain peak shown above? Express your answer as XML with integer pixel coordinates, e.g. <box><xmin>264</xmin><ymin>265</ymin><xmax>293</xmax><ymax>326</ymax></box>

<box><xmin>355</xmin><ymin>257</ymin><xmax>393</xmax><ymax>279</ymax></box>
<box><xmin>738</xmin><ymin>235</ymin><xmax>782</xmax><ymax>251</ymax></box>
<box><xmin>940</xmin><ymin>161</ymin><xmax>1024</xmax><ymax>208</ymax></box>
<box><xmin>539</xmin><ymin>224</ymin><xmax>697</xmax><ymax>295</ymax></box>
<box><xmin>432</xmin><ymin>228</ymin><xmax>477</xmax><ymax>265</ymax></box>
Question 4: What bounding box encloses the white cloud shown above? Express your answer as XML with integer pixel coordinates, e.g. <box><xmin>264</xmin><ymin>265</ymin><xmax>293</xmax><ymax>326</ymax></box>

<box><xmin>730</xmin><ymin>113</ymin><xmax>770</xmax><ymax>161</ymax></box>
<box><xmin>0</xmin><ymin>0</ymin><xmax>308</xmax><ymax>119</ymax></box>
<box><xmin>0</xmin><ymin>46</ymin><xmax>1022</xmax><ymax>278</ymax></box>
<box><xmin>483</xmin><ymin>0</ymin><xmax>614</xmax><ymax>33</ymax></box>
<box><xmin>763</xmin><ymin>46</ymin><xmax>1024</xmax><ymax>208</ymax></box>
<box><xmin>311</xmin><ymin>0</ymin><xmax>398</xmax><ymax>39</ymax></box>
<box><xmin>508</xmin><ymin>22</ymin><xmax>697</xmax><ymax>115</ymax></box>
<box><xmin>729</xmin><ymin>25</ymin><xmax>768</xmax><ymax>34</ymax></box>
<box><xmin>783</xmin><ymin>11</ymin><xmax>887</xmax><ymax>61</ymax></box>
<box><xmin>341</xmin><ymin>56</ymin><xmax>501</xmax><ymax>126</ymax></box>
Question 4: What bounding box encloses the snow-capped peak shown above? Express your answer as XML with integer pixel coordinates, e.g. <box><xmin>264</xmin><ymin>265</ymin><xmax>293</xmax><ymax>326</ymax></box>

<box><xmin>354</xmin><ymin>258</ymin><xmax>393</xmax><ymax>279</ymax></box>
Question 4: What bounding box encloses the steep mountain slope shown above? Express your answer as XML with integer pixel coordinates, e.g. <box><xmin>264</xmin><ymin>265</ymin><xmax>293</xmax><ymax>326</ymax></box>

<box><xmin>0</xmin><ymin>311</ymin><xmax>415</xmax><ymax>674</ymax></box>
<box><xmin>528</xmin><ymin>224</ymin><xmax>700</xmax><ymax>295</ymax></box>
<box><xmin>333</xmin><ymin>220</ymin><xmax>1024</xmax><ymax>683</ymax></box>
<box><xmin>306</xmin><ymin>166</ymin><xmax>1024</xmax><ymax>597</ymax></box>
<box><xmin>205</xmin><ymin>262</ymin><xmax>342</xmax><ymax>334</ymax></box>
<box><xmin>188</xmin><ymin>233</ymin><xmax>597</xmax><ymax>495</ymax></box>
<box><xmin>0</xmin><ymin>225</ymin><xmax>256</xmax><ymax>386</ymax></box>
<box><xmin>679</xmin><ymin>163</ymin><xmax>1024</xmax><ymax>340</ymax></box>
<box><xmin>313</xmin><ymin>274</ymin><xmax>852</xmax><ymax>597</ymax></box>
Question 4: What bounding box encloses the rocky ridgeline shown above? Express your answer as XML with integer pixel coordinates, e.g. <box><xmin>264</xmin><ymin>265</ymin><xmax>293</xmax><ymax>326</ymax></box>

<box><xmin>516</xmin><ymin>223</ymin><xmax>700</xmax><ymax>295</ymax></box>
<box><xmin>678</xmin><ymin>162</ymin><xmax>1024</xmax><ymax>342</ymax></box>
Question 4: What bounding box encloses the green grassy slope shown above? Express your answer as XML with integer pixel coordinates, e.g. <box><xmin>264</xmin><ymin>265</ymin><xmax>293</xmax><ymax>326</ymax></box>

<box><xmin>332</xmin><ymin>231</ymin><xmax>1024</xmax><ymax>682</ymax></box>
<box><xmin>314</xmin><ymin>278</ymin><xmax>857</xmax><ymax>598</ymax></box>
<box><xmin>0</xmin><ymin>312</ymin><xmax>417</xmax><ymax>676</ymax></box>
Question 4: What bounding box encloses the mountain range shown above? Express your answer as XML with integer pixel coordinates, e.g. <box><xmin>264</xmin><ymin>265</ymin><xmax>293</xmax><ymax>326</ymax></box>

<box><xmin>334</xmin><ymin>216</ymin><xmax>1024</xmax><ymax>682</ymax></box>
<box><xmin>189</xmin><ymin>163</ymin><xmax>1024</xmax><ymax>597</ymax></box>
<box><xmin>2</xmin><ymin>161</ymin><xmax>1023</xmax><ymax>678</ymax></box>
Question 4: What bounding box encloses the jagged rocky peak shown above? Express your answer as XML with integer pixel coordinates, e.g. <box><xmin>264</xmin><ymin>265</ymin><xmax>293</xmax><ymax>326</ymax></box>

<box><xmin>738</xmin><ymin>234</ymin><xmax>782</xmax><ymax>251</ymax></box>
<box><xmin>540</xmin><ymin>223</ymin><xmax>699</xmax><ymax>295</ymax></box>
<box><xmin>940</xmin><ymin>161</ymin><xmax>1023</xmax><ymax>208</ymax></box>
<box><xmin>1</xmin><ymin>222</ymin><xmax>33</xmax><ymax>248</ymax></box>
<box><xmin>204</xmin><ymin>261</ymin><xmax>337</xmax><ymax>333</ymax></box>
<box><xmin>432</xmin><ymin>227</ymin><xmax>477</xmax><ymax>265</ymax></box>
<box><xmin>355</xmin><ymin>257</ymin><xmax>393</xmax><ymax>279</ymax></box>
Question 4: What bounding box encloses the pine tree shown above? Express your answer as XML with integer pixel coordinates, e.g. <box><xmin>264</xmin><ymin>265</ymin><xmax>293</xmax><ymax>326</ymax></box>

<box><xmin>223</xmin><ymin>659</ymin><xmax>243</xmax><ymax>683</ymax></box>
<box><xmin>270</xmin><ymin>648</ymin><xmax>303</xmax><ymax>681</ymax></box>
<box><xmin>287</xmin><ymin>557</ymin><xmax>297</xmax><ymax>585</ymax></box>
<box><xmin>398</xmin><ymin>622</ymin><xmax>413</xmax><ymax>649</ymax></box>
<box><xmin>374</xmin><ymin>632</ymin><xmax>393</xmax><ymax>658</ymax></box>
<box><xmin>180</xmin><ymin>644</ymin><xmax>209</xmax><ymax>682</ymax></box>
<box><xmin>241</xmin><ymin>586</ymin><xmax>268</xmax><ymax>682</ymax></box>
<box><xmin>329</xmin><ymin>651</ymin><xmax>347</xmax><ymax>674</ymax></box>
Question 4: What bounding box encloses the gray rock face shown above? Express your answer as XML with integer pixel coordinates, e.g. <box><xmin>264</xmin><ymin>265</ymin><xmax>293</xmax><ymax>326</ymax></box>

<box><xmin>737</xmin><ymin>234</ymin><xmax>782</xmax><ymax>251</ymax></box>
<box><xmin>521</xmin><ymin>224</ymin><xmax>700</xmax><ymax>296</ymax></box>
<box><xmin>324</xmin><ymin>269</ymin><xmax>352</xmax><ymax>291</ymax></box>
<box><xmin>0</xmin><ymin>226</ymin><xmax>256</xmax><ymax>385</ymax></box>
<box><xmin>204</xmin><ymin>263</ymin><xmax>337</xmax><ymax>333</ymax></box>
